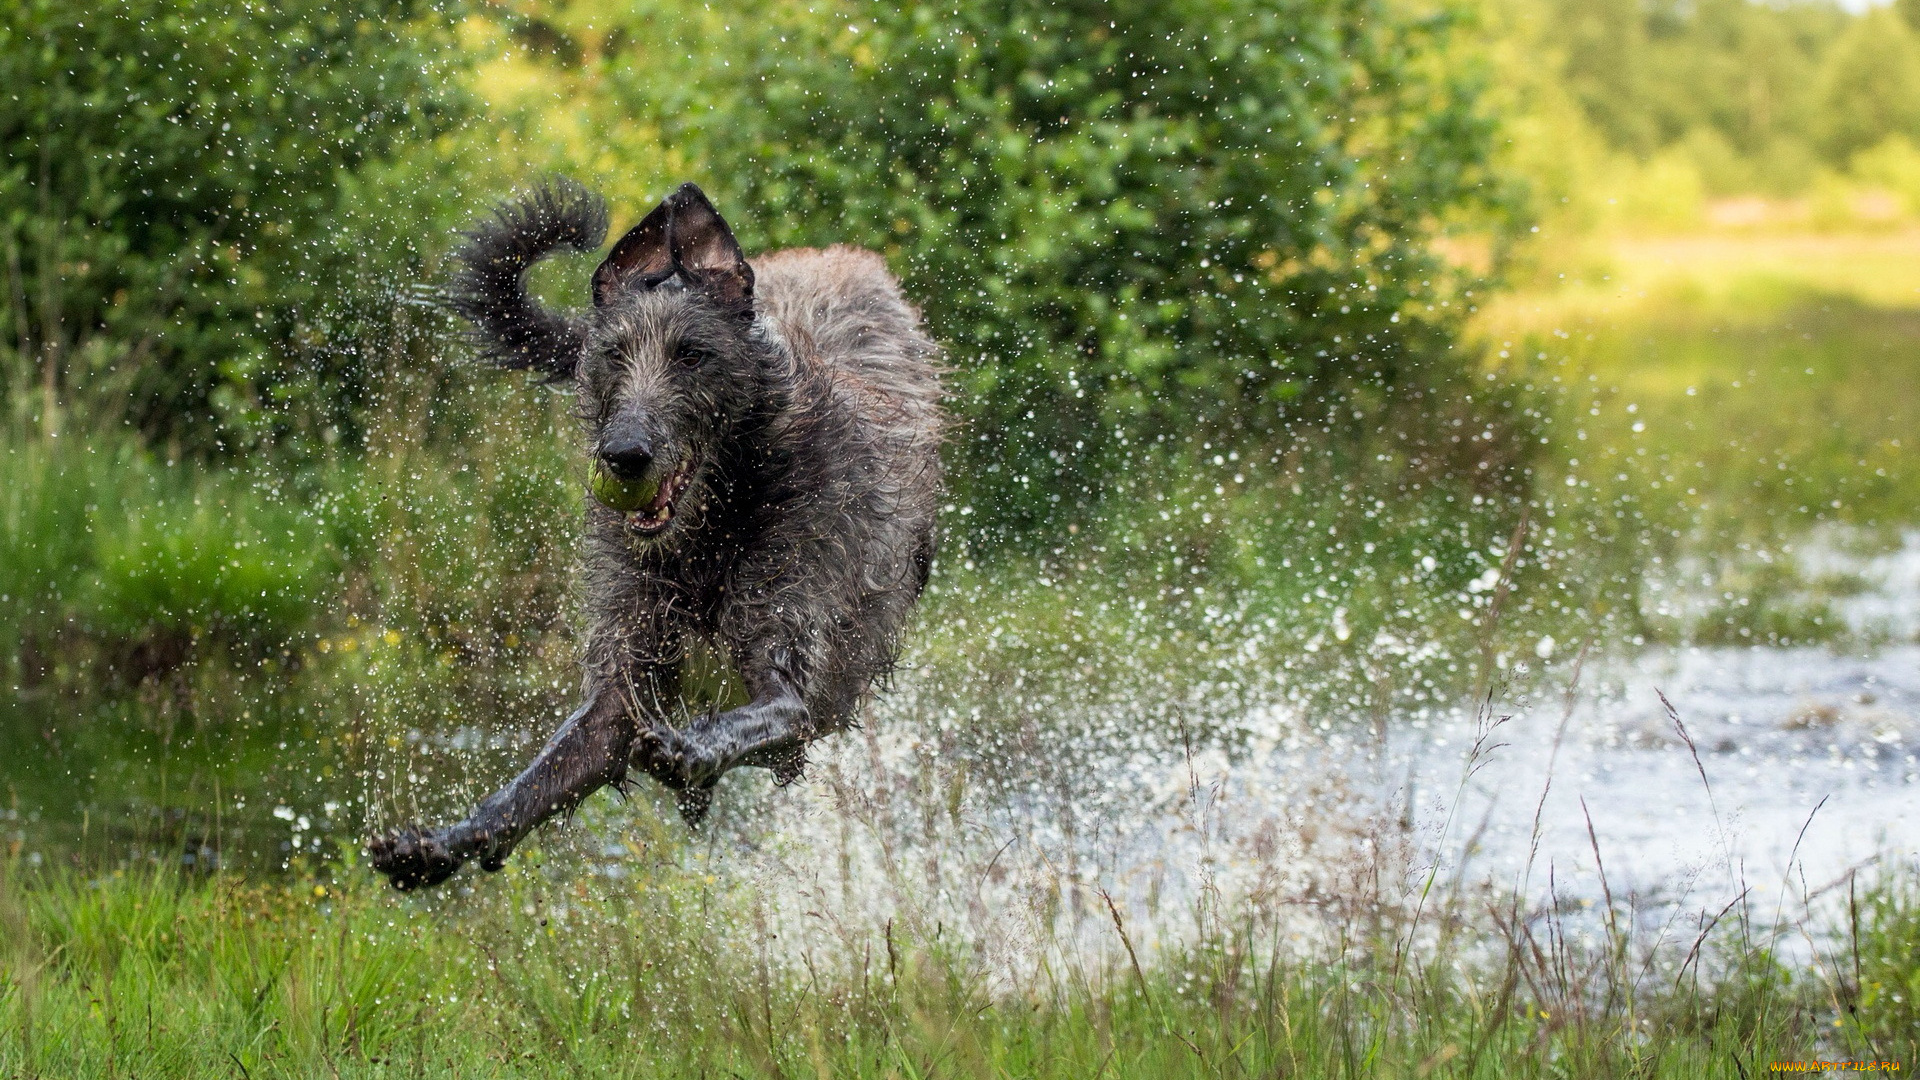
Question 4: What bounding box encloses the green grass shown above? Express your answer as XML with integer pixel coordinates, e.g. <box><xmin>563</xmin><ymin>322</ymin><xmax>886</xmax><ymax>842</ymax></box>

<box><xmin>1543</xmin><ymin>293</ymin><xmax>1919</xmax><ymax>537</ymax></box>
<box><xmin>1479</xmin><ymin>243</ymin><xmax>1920</xmax><ymax>647</ymax></box>
<box><xmin>0</xmin><ymin>431</ymin><xmax>331</xmax><ymax>685</ymax></box>
<box><xmin>0</xmin><ymin>847</ymin><xmax>1912</xmax><ymax>1078</ymax></box>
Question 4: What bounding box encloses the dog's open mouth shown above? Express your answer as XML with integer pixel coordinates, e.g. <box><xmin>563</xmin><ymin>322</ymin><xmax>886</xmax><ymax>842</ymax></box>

<box><xmin>625</xmin><ymin>457</ymin><xmax>696</xmax><ymax>536</ymax></box>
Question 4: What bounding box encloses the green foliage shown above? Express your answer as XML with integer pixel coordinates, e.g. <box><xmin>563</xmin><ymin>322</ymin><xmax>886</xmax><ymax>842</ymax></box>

<box><xmin>1491</xmin><ymin>271</ymin><xmax>1920</xmax><ymax>648</ymax></box>
<box><xmin>1817</xmin><ymin>9</ymin><xmax>1920</xmax><ymax>163</ymax></box>
<box><xmin>0</xmin><ymin>861</ymin><xmax>1877</xmax><ymax>1078</ymax></box>
<box><xmin>591</xmin><ymin>0</ymin><xmax>1514</xmax><ymax>537</ymax></box>
<box><xmin>1852</xmin><ymin>135</ymin><xmax>1920</xmax><ymax>215</ymax></box>
<box><xmin>1535</xmin><ymin>0</ymin><xmax>1920</xmax><ymax>194</ymax></box>
<box><xmin>0</xmin><ymin>0</ymin><xmax>467</xmax><ymax>451</ymax></box>
<box><xmin>0</xmin><ymin>426</ymin><xmax>333</xmax><ymax>685</ymax></box>
<box><xmin>87</xmin><ymin>491</ymin><xmax>325</xmax><ymax>667</ymax></box>
<box><xmin>0</xmin><ymin>436</ymin><xmax>100</xmax><ymax>672</ymax></box>
<box><xmin>1852</xmin><ymin>871</ymin><xmax>1920</xmax><ymax>1052</ymax></box>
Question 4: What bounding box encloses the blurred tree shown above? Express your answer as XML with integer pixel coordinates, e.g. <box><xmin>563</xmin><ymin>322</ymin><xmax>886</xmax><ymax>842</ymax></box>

<box><xmin>1816</xmin><ymin>9</ymin><xmax>1920</xmax><ymax>163</ymax></box>
<box><xmin>1545</xmin><ymin>0</ymin><xmax>1841</xmax><ymax>172</ymax></box>
<box><xmin>587</xmin><ymin>0</ymin><xmax>1517</xmax><ymax>540</ymax></box>
<box><xmin>1529</xmin><ymin>0</ymin><xmax>1920</xmax><ymax>197</ymax></box>
<box><xmin>0</xmin><ymin>0</ymin><xmax>467</xmax><ymax>452</ymax></box>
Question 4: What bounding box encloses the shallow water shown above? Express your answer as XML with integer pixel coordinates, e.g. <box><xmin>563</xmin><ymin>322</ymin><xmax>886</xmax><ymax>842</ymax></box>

<box><xmin>686</xmin><ymin>651</ymin><xmax>1915</xmax><ymax>978</ymax></box>
<box><xmin>1423</xmin><ymin>531</ymin><xmax>1920</xmax><ymax>909</ymax></box>
<box><xmin>694</xmin><ymin>535</ymin><xmax>1920</xmax><ymax>965</ymax></box>
<box><xmin>1409</xmin><ymin>644</ymin><xmax>1918</xmax><ymax>904</ymax></box>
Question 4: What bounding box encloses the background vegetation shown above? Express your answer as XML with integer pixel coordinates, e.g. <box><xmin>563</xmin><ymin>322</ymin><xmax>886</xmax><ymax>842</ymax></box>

<box><xmin>0</xmin><ymin>0</ymin><xmax>468</xmax><ymax>452</ymax></box>
<box><xmin>3</xmin><ymin>0</ymin><xmax>1919</xmax><ymax>1073</ymax></box>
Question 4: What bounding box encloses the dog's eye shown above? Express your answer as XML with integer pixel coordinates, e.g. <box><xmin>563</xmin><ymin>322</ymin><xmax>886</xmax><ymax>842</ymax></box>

<box><xmin>674</xmin><ymin>342</ymin><xmax>708</xmax><ymax>367</ymax></box>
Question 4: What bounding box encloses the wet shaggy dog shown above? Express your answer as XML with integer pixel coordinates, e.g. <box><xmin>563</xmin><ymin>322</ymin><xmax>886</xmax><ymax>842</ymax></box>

<box><xmin>368</xmin><ymin>181</ymin><xmax>944</xmax><ymax>891</ymax></box>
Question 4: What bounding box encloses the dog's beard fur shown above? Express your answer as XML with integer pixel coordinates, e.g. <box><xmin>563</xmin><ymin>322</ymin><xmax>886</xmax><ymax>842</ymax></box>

<box><xmin>573</xmin><ymin>290</ymin><xmax>779</xmax><ymax>550</ymax></box>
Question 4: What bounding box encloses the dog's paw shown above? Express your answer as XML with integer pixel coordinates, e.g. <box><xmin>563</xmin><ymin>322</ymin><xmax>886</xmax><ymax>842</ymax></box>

<box><xmin>368</xmin><ymin>826</ymin><xmax>464</xmax><ymax>891</ymax></box>
<box><xmin>675</xmin><ymin>783</ymin><xmax>715</xmax><ymax>827</ymax></box>
<box><xmin>634</xmin><ymin>727</ymin><xmax>689</xmax><ymax>788</ymax></box>
<box><xmin>636</xmin><ymin>726</ymin><xmax>720</xmax><ymax>790</ymax></box>
<box><xmin>769</xmin><ymin>747</ymin><xmax>808</xmax><ymax>787</ymax></box>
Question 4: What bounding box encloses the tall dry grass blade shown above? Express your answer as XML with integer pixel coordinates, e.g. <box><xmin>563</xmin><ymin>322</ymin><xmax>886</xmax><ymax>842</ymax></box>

<box><xmin>1661</xmin><ymin>688</ymin><xmax>1723</xmax><ymax>835</ymax></box>
<box><xmin>1580</xmin><ymin>798</ymin><xmax>1626</xmax><ymax>993</ymax></box>
<box><xmin>1098</xmin><ymin>888</ymin><xmax>1148</xmax><ymax>1001</ymax></box>
<box><xmin>1675</xmin><ymin>888</ymin><xmax>1751</xmax><ymax>991</ymax></box>
<box><xmin>1769</xmin><ymin>794</ymin><xmax>1829</xmax><ymax>947</ymax></box>
<box><xmin>1521</xmin><ymin>637</ymin><xmax>1592</xmax><ymax>905</ymax></box>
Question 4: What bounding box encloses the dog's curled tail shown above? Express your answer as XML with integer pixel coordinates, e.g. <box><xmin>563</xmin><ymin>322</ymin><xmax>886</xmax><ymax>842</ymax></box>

<box><xmin>445</xmin><ymin>178</ymin><xmax>609</xmax><ymax>381</ymax></box>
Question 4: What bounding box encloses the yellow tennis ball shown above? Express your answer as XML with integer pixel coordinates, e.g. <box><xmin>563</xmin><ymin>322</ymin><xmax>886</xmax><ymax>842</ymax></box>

<box><xmin>589</xmin><ymin>460</ymin><xmax>660</xmax><ymax>512</ymax></box>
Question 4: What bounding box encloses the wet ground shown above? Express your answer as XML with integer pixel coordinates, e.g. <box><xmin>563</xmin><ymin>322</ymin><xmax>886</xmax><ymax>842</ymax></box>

<box><xmin>6</xmin><ymin>532</ymin><xmax>1915</xmax><ymax>971</ymax></box>
<box><xmin>724</xmin><ymin>532</ymin><xmax>1920</xmax><ymax>961</ymax></box>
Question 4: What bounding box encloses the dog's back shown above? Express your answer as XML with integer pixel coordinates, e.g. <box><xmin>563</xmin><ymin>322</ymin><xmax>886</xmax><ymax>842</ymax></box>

<box><xmin>742</xmin><ymin>245</ymin><xmax>945</xmax><ymax>700</ymax></box>
<box><xmin>751</xmin><ymin>245</ymin><xmax>944</xmax><ymax>429</ymax></box>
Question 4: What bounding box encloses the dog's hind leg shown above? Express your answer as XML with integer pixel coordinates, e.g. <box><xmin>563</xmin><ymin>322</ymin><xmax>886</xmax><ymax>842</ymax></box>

<box><xmin>368</xmin><ymin>683</ymin><xmax>637</xmax><ymax>890</ymax></box>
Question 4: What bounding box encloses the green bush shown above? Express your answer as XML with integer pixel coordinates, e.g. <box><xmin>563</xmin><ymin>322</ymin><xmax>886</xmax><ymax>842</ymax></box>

<box><xmin>88</xmin><ymin>491</ymin><xmax>327</xmax><ymax>673</ymax></box>
<box><xmin>589</xmin><ymin>0</ymin><xmax>1515</xmax><ymax>539</ymax></box>
<box><xmin>0</xmin><ymin>0</ymin><xmax>467</xmax><ymax>452</ymax></box>
<box><xmin>0</xmin><ymin>427</ymin><xmax>331</xmax><ymax>685</ymax></box>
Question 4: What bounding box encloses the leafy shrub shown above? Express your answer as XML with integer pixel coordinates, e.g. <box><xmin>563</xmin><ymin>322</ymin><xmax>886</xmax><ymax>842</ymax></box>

<box><xmin>590</xmin><ymin>0</ymin><xmax>1515</xmax><ymax>539</ymax></box>
<box><xmin>0</xmin><ymin>0</ymin><xmax>466</xmax><ymax>451</ymax></box>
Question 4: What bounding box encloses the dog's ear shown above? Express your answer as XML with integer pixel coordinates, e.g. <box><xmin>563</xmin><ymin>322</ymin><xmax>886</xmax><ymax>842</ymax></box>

<box><xmin>592</xmin><ymin>196</ymin><xmax>675</xmax><ymax>306</ymax></box>
<box><xmin>666</xmin><ymin>183</ymin><xmax>754</xmax><ymax>309</ymax></box>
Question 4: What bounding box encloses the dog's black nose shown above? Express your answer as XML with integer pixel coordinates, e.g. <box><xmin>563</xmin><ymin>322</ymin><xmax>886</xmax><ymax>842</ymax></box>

<box><xmin>600</xmin><ymin>435</ymin><xmax>654</xmax><ymax>481</ymax></box>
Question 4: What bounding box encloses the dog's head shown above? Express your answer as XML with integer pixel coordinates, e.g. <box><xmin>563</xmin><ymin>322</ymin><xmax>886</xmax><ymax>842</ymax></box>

<box><xmin>571</xmin><ymin>183</ymin><xmax>766</xmax><ymax>545</ymax></box>
<box><xmin>447</xmin><ymin>181</ymin><xmax>769</xmax><ymax>546</ymax></box>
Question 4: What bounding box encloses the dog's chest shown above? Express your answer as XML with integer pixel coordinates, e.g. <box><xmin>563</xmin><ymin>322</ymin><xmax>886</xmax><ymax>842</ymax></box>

<box><xmin>675</xmin><ymin>634</ymin><xmax>749</xmax><ymax>715</ymax></box>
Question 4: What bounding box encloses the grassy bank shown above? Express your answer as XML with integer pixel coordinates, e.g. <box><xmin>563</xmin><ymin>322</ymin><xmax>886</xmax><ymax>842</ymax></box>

<box><xmin>1481</xmin><ymin>230</ymin><xmax>1920</xmax><ymax>647</ymax></box>
<box><xmin>0</xmin><ymin>850</ymin><xmax>1913</xmax><ymax>1078</ymax></box>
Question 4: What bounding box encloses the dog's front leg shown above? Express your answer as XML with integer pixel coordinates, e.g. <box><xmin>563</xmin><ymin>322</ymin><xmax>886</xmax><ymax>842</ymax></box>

<box><xmin>634</xmin><ymin>657</ymin><xmax>811</xmax><ymax>824</ymax></box>
<box><xmin>369</xmin><ymin>684</ymin><xmax>635</xmax><ymax>890</ymax></box>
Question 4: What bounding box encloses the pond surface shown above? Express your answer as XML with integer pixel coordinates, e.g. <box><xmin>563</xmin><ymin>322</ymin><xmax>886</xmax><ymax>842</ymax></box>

<box><xmin>703</xmin><ymin>532</ymin><xmax>1920</xmax><ymax>962</ymax></box>
<box><xmin>1408</xmin><ymin>530</ymin><xmax>1920</xmax><ymax>907</ymax></box>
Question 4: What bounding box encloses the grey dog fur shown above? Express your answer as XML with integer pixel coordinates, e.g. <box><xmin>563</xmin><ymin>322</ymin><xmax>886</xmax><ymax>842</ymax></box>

<box><xmin>368</xmin><ymin>179</ymin><xmax>944</xmax><ymax>891</ymax></box>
